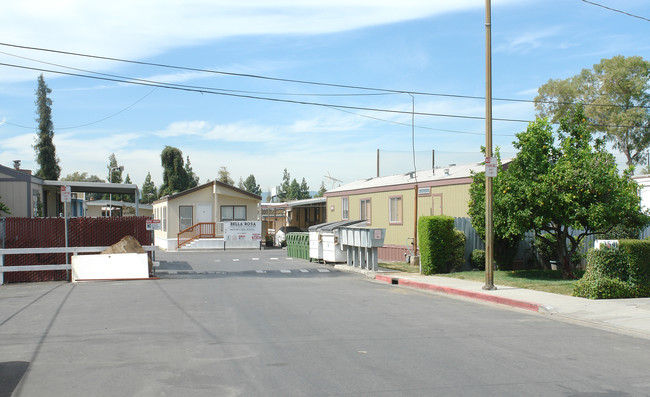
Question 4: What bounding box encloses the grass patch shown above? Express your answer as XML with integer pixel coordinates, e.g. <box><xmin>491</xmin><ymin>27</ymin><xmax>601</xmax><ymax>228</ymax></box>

<box><xmin>380</xmin><ymin>263</ymin><xmax>584</xmax><ymax>295</ymax></box>
<box><xmin>379</xmin><ymin>262</ymin><xmax>420</xmax><ymax>273</ymax></box>
<box><xmin>439</xmin><ymin>270</ymin><xmax>584</xmax><ymax>296</ymax></box>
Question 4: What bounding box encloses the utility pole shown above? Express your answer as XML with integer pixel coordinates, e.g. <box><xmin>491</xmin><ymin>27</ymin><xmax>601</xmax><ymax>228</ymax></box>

<box><xmin>483</xmin><ymin>0</ymin><xmax>496</xmax><ymax>290</ymax></box>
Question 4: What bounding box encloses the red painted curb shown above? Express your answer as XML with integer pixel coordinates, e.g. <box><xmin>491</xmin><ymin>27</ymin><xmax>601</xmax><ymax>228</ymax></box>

<box><xmin>375</xmin><ymin>275</ymin><xmax>541</xmax><ymax>312</ymax></box>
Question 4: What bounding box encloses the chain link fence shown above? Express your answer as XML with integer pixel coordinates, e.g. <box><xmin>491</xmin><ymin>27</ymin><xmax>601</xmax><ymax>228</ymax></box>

<box><xmin>1</xmin><ymin>217</ymin><xmax>151</xmax><ymax>283</ymax></box>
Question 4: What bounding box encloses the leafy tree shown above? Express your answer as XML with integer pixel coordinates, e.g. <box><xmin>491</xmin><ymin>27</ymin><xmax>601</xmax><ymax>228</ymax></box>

<box><xmin>0</xmin><ymin>195</ymin><xmax>11</xmax><ymax>216</ymax></box>
<box><xmin>159</xmin><ymin>146</ymin><xmax>191</xmax><ymax>196</ymax></box>
<box><xmin>535</xmin><ymin>55</ymin><xmax>650</xmax><ymax>167</ymax></box>
<box><xmin>217</xmin><ymin>166</ymin><xmax>234</xmax><ymax>186</ymax></box>
<box><xmin>314</xmin><ymin>181</ymin><xmax>327</xmax><ymax>198</ymax></box>
<box><xmin>62</xmin><ymin>172</ymin><xmax>105</xmax><ymax>200</ymax></box>
<box><xmin>33</xmin><ymin>74</ymin><xmax>60</xmax><ymax>180</ymax></box>
<box><xmin>470</xmin><ymin>106</ymin><xmax>649</xmax><ymax>279</ymax></box>
<box><xmin>288</xmin><ymin>179</ymin><xmax>301</xmax><ymax>200</ymax></box>
<box><xmin>185</xmin><ymin>155</ymin><xmax>199</xmax><ymax>188</ymax></box>
<box><xmin>468</xmin><ymin>149</ymin><xmax>524</xmax><ymax>270</ymax></box>
<box><xmin>242</xmin><ymin>174</ymin><xmax>262</xmax><ymax>196</ymax></box>
<box><xmin>141</xmin><ymin>172</ymin><xmax>158</xmax><ymax>204</ymax></box>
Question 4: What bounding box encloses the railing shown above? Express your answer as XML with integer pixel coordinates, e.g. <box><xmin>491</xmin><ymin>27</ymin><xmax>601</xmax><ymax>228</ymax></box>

<box><xmin>177</xmin><ymin>222</ymin><xmax>217</xmax><ymax>249</ymax></box>
<box><xmin>0</xmin><ymin>245</ymin><xmax>158</xmax><ymax>284</ymax></box>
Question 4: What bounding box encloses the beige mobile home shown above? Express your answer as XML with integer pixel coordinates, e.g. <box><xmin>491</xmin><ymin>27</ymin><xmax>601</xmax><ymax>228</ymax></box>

<box><xmin>152</xmin><ymin>180</ymin><xmax>262</xmax><ymax>251</ymax></box>
<box><xmin>324</xmin><ymin>162</ymin><xmax>487</xmax><ymax>261</ymax></box>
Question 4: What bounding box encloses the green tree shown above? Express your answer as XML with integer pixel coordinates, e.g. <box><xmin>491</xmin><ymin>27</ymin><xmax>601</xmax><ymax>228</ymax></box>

<box><xmin>298</xmin><ymin>178</ymin><xmax>311</xmax><ymax>199</ymax></box>
<box><xmin>470</xmin><ymin>106</ymin><xmax>649</xmax><ymax>279</ymax></box>
<box><xmin>468</xmin><ymin>149</ymin><xmax>524</xmax><ymax>270</ymax></box>
<box><xmin>185</xmin><ymin>156</ymin><xmax>199</xmax><ymax>188</ymax></box>
<box><xmin>0</xmin><ymin>195</ymin><xmax>11</xmax><ymax>216</ymax></box>
<box><xmin>288</xmin><ymin>179</ymin><xmax>301</xmax><ymax>200</ymax></box>
<box><xmin>104</xmin><ymin>153</ymin><xmax>124</xmax><ymax>200</ymax></box>
<box><xmin>122</xmin><ymin>174</ymin><xmax>134</xmax><ymax>202</ymax></box>
<box><xmin>141</xmin><ymin>172</ymin><xmax>158</xmax><ymax>204</ymax></box>
<box><xmin>217</xmin><ymin>166</ymin><xmax>234</xmax><ymax>186</ymax></box>
<box><xmin>62</xmin><ymin>172</ymin><xmax>105</xmax><ymax>200</ymax></box>
<box><xmin>314</xmin><ymin>181</ymin><xmax>327</xmax><ymax>198</ymax></box>
<box><xmin>33</xmin><ymin>74</ymin><xmax>60</xmax><ymax>180</ymax></box>
<box><xmin>277</xmin><ymin>168</ymin><xmax>291</xmax><ymax>201</ymax></box>
<box><xmin>159</xmin><ymin>146</ymin><xmax>191</xmax><ymax>196</ymax></box>
<box><xmin>242</xmin><ymin>174</ymin><xmax>262</xmax><ymax>196</ymax></box>
<box><xmin>535</xmin><ymin>55</ymin><xmax>650</xmax><ymax>167</ymax></box>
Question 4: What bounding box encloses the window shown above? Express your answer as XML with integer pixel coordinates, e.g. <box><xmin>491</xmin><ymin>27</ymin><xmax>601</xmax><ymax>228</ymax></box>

<box><xmin>179</xmin><ymin>206</ymin><xmax>193</xmax><ymax>231</ymax></box>
<box><xmin>389</xmin><ymin>196</ymin><xmax>402</xmax><ymax>224</ymax></box>
<box><xmin>221</xmin><ymin>205</ymin><xmax>247</xmax><ymax>221</ymax></box>
<box><xmin>360</xmin><ymin>198</ymin><xmax>371</xmax><ymax>224</ymax></box>
<box><xmin>162</xmin><ymin>206</ymin><xmax>167</xmax><ymax>232</ymax></box>
<box><xmin>342</xmin><ymin>197</ymin><xmax>349</xmax><ymax>220</ymax></box>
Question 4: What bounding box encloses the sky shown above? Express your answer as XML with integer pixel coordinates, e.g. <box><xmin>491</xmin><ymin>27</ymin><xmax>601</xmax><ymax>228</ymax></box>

<box><xmin>1</xmin><ymin>0</ymin><xmax>649</xmax><ymax>196</ymax></box>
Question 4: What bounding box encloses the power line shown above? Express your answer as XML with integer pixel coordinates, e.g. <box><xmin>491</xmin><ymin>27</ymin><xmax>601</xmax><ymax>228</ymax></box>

<box><xmin>0</xmin><ymin>61</ymin><xmax>533</xmax><ymax>124</ymax></box>
<box><xmin>1</xmin><ymin>41</ymin><xmax>648</xmax><ymax>110</ymax></box>
<box><xmin>580</xmin><ymin>0</ymin><xmax>650</xmax><ymax>22</ymax></box>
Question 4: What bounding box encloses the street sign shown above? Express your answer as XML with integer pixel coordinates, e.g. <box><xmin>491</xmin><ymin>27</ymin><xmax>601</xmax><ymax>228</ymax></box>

<box><xmin>60</xmin><ymin>185</ymin><xmax>72</xmax><ymax>203</ymax></box>
<box><xmin>485</xmin><ymin>157</ymin><xmax>497</xmax><ymax>178</ymax></box>
<box><xmin>146</xmin><ymin>219</ymin><xmax>162</xmax><ymax>231</ymax></box>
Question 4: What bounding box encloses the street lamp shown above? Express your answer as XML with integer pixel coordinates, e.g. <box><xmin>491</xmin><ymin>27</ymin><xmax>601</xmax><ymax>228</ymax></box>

<box><xmin>109</xmin><ymin>165</ymin><xmax>124</xmax><ymax>217</ymax></box>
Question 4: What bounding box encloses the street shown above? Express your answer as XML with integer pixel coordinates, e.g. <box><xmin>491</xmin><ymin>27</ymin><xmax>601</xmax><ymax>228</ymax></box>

<box><xmin>1</xmin><ymin>249</ymin><xmax>650</xmax><ymax>396</ymax></box>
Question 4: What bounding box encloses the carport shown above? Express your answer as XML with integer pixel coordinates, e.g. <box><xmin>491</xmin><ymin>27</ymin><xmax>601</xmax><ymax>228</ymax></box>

<box><xmin>41</xmin><ymin>180</ymin><xmax>141</xmax><ymax>216</ymax></box>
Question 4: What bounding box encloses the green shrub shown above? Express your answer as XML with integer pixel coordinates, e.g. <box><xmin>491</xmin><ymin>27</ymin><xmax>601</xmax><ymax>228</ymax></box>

<box><xmin>418</xmin><ymin>215</ymin><xmax>456</xmax><ymax>275</ymax></box>
<box><xmin>451</xmin><ymin>229</ymin><xmax>466</xmax><ymax>271</ymax></box>
<box><xmin>573</xmin><ymin>274</ymin><xmax>634</xmax><ymax>299</ymax></box>
<box><xmin>573</xmin><ymin>248</ymin><xmax>633</xmax><ymax>299</ymax></box>
<box><xmin>620</xmin><ymin>239</ymin><xmax>650</xmax><ymax>297</ymax></box>
<box><xmin>471</xmin><ymin>249</ymin><xmax>486</xmax><ymax>270</ymax></box>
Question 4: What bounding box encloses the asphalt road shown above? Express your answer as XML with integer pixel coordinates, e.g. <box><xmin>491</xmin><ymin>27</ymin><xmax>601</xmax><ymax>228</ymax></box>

<box><xmin>2</xmin><ymin>249</ymin><xmax>650</xmax><ymax>396</ymax></box>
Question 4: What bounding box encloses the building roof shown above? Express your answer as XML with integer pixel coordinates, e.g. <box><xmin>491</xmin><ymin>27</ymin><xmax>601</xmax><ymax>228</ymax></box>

<box><xmin>85</xmin><ymin>200</ymin><xmax>153</xmax><ymax>210</ymax></box>
<box><xmin>325</xmin><ymin>160</ymin><xmax>510</xmax><ymax>196</ymax></box>
<box><xmin>154</xmin><ymin>180</ymin><xmax>262</xmax><ymax>204</ymax></box>
<box><xmin>261</xmin><ymin>197</ymin><xmax>326</xmax><ymax>209</ymax></box>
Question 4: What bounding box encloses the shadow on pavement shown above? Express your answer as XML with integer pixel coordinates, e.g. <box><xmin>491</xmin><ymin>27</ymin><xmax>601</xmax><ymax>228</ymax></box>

<box><xmin>0</xmin><ymin>361</ymin><xmax>29</xmax><ymax>397</ymax></box>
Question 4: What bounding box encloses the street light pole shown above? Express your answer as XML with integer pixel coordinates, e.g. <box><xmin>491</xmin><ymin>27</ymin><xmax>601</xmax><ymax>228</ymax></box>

<box><xmin>483</xmin><ymin>0</ymin><xmax>496</xmax><ymax>290</ymax></box>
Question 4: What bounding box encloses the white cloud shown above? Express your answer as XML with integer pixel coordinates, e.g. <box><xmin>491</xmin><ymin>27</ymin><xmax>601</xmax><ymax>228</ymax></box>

<box><xmin>0</xmin><ymin>0</ymin><xmax>518</xmax><ymax>83</ymax></box>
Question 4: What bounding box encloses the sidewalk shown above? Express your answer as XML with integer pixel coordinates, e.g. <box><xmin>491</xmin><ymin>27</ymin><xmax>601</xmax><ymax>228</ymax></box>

<box><xmin>337</xmin><ymin>266</ymin><xmax>650</xmax><ymax>340</ymax></box>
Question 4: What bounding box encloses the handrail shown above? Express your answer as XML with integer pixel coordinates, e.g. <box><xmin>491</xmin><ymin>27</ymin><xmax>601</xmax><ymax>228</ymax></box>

<box><xmin>177</xmin><ymin>222</ymin><xmax>216</xmax><ymax>248</ymax></box>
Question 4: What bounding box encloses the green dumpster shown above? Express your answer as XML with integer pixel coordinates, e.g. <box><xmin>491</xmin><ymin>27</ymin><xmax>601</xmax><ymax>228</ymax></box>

<box><xmin>286</xmin><ymin>232</ymin><xmax>310</xmax><ymax>260</ymax></box>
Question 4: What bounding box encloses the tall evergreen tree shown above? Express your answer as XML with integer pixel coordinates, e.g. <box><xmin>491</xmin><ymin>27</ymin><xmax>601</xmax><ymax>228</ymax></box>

<box><xmin>314</xmin><ymin>181</ymin><xmax>327</xmax><ymax>198</ymax></box>
<box><xmin>277</xmin><ymin>168</ymin><xmax>291</xmax><ymax>201</ymax></box>
<box><xmin>33</xmin><ymin>74</ymin><xmax>60</xmax><ymax>180</ymax></box>
<box><xmin>104</xmin><ymin>153</ymin><xmax>123</xmax><ymax>200</ymax></box>
<box><xmin>243</xmin><ymin>174</ymin><xmax>262</xmax><ymax>196</ymax></box>
<box><xmin>185</xmin><ymin>155</ymin><xmax>199</xmax><ymax>188</ymax></box>
<box><xmin>141</xmin><ymin>172</ymin><xmax>158</xmax><ymax>204</ymax></box>
<box><xmin>299</xmin><ymin>178</ymin><xmax>310</xmax><ymax>199</ymax></box>
<box><xmin>122</xmin><ymin>174</ymin><xmax>134</xmax><ymax>202</ymax></box>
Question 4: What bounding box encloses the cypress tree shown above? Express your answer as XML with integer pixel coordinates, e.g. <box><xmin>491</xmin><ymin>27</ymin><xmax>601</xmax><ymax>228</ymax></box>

<box><xmin>33</xmin><ymin>74</ymin><xmax>60</xmax><ymax>180</ymax></box>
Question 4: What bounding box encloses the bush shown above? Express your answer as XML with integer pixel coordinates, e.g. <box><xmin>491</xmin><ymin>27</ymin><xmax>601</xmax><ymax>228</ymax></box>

<box><xmin>573</xmin><ymin>248</ymin><xmax>633</xmax><ymax>299</ymax></box>
<box><xmin>471</xmin><ymin>249</ymin><xmax>486</xmax><ymax>270</ymax></box>
<box><xmin>451</xmin><ymin>229</ymin><xmax>466</xmax><ymax>272</ymax></box>
<box><xmin>573</xmin><ymin>274</ymin><xmax>634</xmax><ymax>299</ymax></box>
<box><xmin>418</xmin><ymin>215</ymin><xmax>458</xmax><ymax>275</ymax></box>
<box><xmin>620</xmin><ymin>239</ymin><xmax>650</xmax><ymax>297</ymax></box>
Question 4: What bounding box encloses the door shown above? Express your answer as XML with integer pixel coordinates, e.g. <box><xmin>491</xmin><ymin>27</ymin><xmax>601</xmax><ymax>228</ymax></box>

<box><xmin>196</xmin><ymin>203</ymin><xmax>212</xmax><ymax>223</ymax></box>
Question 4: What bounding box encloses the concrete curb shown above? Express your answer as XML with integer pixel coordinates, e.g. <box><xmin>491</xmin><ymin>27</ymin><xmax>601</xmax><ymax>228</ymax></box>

<box><xmin>375</xmin><ymin>274</ymin><xmax>544</xmax><ymax>312</ymax></box>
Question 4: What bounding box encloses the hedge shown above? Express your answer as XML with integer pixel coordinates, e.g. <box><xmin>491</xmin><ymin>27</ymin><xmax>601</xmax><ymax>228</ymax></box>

<box><xmin>417</xmin><ymin>215</ymin><xmax>465</xmax><ymax>275</ymax></box>
<box><xmin>573</xmin><ymin>239</ymin><xmax>650</xmax><ymax>299</ymax></box>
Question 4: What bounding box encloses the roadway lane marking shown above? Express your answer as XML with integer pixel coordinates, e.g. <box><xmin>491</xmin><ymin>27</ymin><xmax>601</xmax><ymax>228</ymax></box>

<box><xmin>256</xmin><ymin>270</ymin><xmax>267</xmax><ymax>274</ymax></box>
<box><xmin>233</xmin><ymin>259</ymin><xmax>240</xmax><ymax>262</ymax></box>
<box><xmin>252</xmin><ymin>258</ymin><xmax>260</xmax><ymax>261</ymax></box>
<box><xmin>299</xmin><ymin>269</ymin><xmax>309</xmax><ymax>273</ymax></box>
<box><xmin>280</xmin><ymin>270</ymin><xmax>291</xmax><ymax>273</ymax></box>
<box><xmin>317</xmin><ymin>269</ymin><xmax>330</xmax><ymax>273</ymax></box>
<box><xmin>270</xmin><ymin>258</ymin><xmax>279</xmax><ymax>260</ymax></box>
<box><xmin>214</xmin><ymin>260</ymin><xmax>221</xmax><ymax>262</ymax></box>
